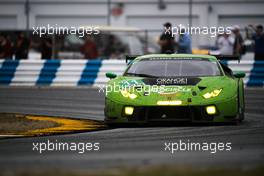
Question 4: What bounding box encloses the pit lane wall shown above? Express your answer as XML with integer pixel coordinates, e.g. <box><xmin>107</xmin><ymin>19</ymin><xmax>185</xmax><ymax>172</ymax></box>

<box><xmin>0</xmin><ymin>59</ymin><xmax>263</xmax><ymax>87</ymax></box>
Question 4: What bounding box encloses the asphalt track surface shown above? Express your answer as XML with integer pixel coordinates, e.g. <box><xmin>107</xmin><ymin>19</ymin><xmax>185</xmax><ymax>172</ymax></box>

<box><xmin>0</xmin><ymin>87</ymin><xmax>264</xmax><ymax>171</ymax></box>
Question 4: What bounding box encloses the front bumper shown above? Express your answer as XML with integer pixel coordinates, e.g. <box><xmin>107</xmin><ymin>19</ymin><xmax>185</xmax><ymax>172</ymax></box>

<box><xmin>104</xmin><ymin>97</ymin><xmax>238</xmax><ymax>123</ymax></box>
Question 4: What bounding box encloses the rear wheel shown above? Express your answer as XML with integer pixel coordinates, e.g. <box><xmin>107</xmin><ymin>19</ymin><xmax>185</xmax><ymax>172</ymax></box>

<box><xmin>238</xmin><ymin>85</ymin><xmax>245</xmax><ymax>122</ymax></box>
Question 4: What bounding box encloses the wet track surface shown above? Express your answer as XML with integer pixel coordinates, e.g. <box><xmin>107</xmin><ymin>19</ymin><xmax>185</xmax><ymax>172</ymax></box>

<box><xmin>0</xmin><ymin>87</ymin><xmax>264</xmax><ymax>170</ymax></box>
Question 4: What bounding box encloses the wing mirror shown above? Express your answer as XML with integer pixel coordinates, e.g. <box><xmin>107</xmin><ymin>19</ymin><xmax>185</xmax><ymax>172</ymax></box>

<box><xmin>106</xmin><ymin>72</ymin><xmax>117</xmax><ymax>79</ymax></box>
<box><xmin>234</xmin><ymin>71</ymin><xmax>246</xmax><ymax>78</ymax></box>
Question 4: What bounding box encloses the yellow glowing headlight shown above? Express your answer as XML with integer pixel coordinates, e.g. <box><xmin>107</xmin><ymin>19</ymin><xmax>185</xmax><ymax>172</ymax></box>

<box><xmin>120</xmin><ymin>90</ymin><xmax>137</xmax><ymax>99</ymax></box>
<box><xmin>206</xmin><ymin>105</ymin><xmax>216</xmax><ymax>115</ymax></box>
<box><xmin>121</xmin><ymin>90</ymin><xmax>129</xmax><ymax>97</ymax></box>
<box><xmin>157</xmin><ymin>100</ymin><xmax>182</xmax><ymax>105</ymax></box>
<box><xmin>129</xmin><ymin>93</ymin><xmax>137</xmax><ymax>99</ymax></box>
<box><xmin>124</xmin><ymin>106</ymin><xmax>134</xmax><ymax>115</ymax></box>
<box><xmin>203</xmin><ymin>89</ymin><xmax>222</xmax><ymax>99</ymax></box>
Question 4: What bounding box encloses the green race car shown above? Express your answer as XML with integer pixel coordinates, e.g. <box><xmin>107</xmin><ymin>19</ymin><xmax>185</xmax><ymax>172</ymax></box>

<box><xmin>104</xmin><ymin>54</ymin><xmax>245</xmax><ymax>124</ymax></box>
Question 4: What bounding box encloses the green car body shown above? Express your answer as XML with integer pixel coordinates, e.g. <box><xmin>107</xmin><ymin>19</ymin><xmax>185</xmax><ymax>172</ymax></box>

<box><xmin>104</xmin><ymin>54</ymin><xmax>245</xmax><ymax>124</ymax></box>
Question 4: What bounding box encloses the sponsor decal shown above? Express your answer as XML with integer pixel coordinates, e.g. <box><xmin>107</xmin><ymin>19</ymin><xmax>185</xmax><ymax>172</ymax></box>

<box><xmin>143</xmin><ymin>77</ymin><xmax>201</xmax><ymax>86</ymax></box>
<box><xmin>157</xmin><ymin>78</ymin><xmax>188</xmax><ymax>85</ymax></box>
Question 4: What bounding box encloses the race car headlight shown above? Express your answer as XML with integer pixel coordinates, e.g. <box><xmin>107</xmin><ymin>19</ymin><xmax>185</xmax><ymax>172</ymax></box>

<box><xmin>124</xmin><ymin>106</ymin><xmax>134</xmax><ymax>115</ymax></box>
<box><xmin>203</xmin><ymin>89</ymin><xmax>222</xmax><ymax>99</ymax></box>
<box><xmin>120</xmin><ymin>90</ymin><xmax>138</xmax><ymax>99</ymax></box>
<box><xmin>206</xmin><ymin>105</ymin><xmax>217</xmax><ymax>115</ymax></box>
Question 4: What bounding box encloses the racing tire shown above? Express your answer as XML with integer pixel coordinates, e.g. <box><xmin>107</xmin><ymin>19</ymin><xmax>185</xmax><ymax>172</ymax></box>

<box><xmin>238</xmin><ymin>85</ymin><xmax>245</xmax><ymax>123</ymax></box>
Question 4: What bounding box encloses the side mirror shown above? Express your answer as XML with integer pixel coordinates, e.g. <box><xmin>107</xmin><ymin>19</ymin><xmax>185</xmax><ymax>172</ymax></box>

<box><xmin>106</xmin><ymin>72</ymin><xmax>117</xmax><ymax>79</ymax></box>
<box><xmin>234</xmin><ymin>71</ymin><xmax>246</xmax><ymax>78</ymax></box>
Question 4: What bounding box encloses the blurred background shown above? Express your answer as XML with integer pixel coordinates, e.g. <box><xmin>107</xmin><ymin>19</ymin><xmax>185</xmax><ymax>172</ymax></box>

<box><xmin>0</xmin><ymin>2</ymin><xmax>264</xmax><ymax>174</ymax></box>
<box><xmin>0</xmin><ymin>0</ymin><xmax>263</xmax><ymax>60</ymax></box>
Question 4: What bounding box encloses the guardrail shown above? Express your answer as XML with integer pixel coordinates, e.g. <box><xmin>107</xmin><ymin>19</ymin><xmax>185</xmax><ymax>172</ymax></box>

<box><xmin>0</xmin><ymin>59</ymin><xmax>126</xmax><ymax>86</ymax></box>
<box><xmin>0</xmin><ymin>59</ymin><xmax>263</xmax><ymax>87</ymax></box>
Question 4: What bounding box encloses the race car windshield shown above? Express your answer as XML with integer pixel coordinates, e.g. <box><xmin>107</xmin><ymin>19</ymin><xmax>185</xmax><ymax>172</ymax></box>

<box><xmin>125</xmin><ymin>58</ymin><xmax>222</xmax><ymax>77</ymax></box>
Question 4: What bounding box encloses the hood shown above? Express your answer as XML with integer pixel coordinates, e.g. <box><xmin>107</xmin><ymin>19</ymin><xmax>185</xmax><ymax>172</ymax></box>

<box><xmin>106</xmin><ymin>76</ymin><xmax>236</xmax><ymax>106</ymax></box>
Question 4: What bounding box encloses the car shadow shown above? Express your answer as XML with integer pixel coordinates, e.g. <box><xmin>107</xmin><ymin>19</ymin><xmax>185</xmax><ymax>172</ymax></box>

<box><xmin>106</xmin><ymin>121</ymin><xmax>240</xmax><ymax>128</ymax></box>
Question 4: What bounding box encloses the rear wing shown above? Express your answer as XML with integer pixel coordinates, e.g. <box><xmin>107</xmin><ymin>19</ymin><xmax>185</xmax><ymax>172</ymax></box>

<box><xmin>125</xmin><ymin>55</ymin><xmax>140</xmax><ymax>64</ymax></box>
